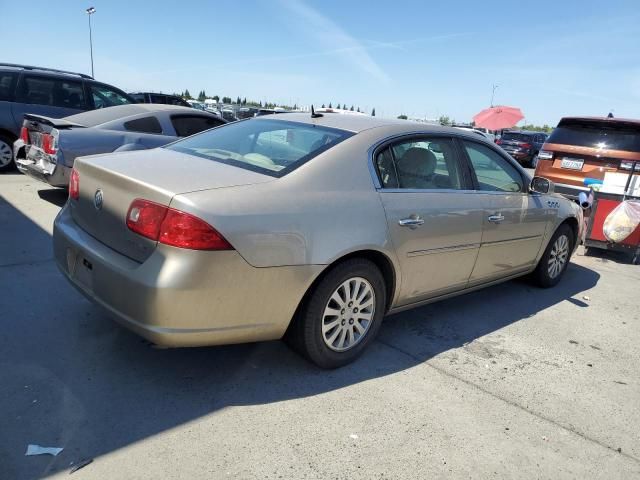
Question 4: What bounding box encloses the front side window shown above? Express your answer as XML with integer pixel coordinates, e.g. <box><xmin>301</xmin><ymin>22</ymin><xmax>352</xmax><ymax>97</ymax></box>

<box><xmin>19</xmin><ymin>76</ymin><xmax>86</xmax><ymax>109</ymax></box>
<box><xmin>149</xmin><ymin>94</ymin><xmax>167</xmax><ymax>104</ymax></box>
<box><xmin>463</xmin><ymin>141</ymin><xmax>523</xmax><ymax>192</ymax></box>
<box><xmin>375</xmin><ymin>137</ymin><xmax>463</xmax><ymax>190</ymax></box>
<box><xmin>171</xmin><ymin>115</ymin><xmax>224</xmax><ymax>137</ymax></box>
<box><xmin>166</xmin><ymin>119</ymin><xmax>352</xmax><ymax>177</ymax></box>
<box><xmin>124</xmin><ymin>116</ymin><xmax>163</xmax><ymax>134</ymax></box>
<box><xmin>90</xmin><ymin>83</ymin><xmax>132</xmax><ymax>109</ymax></box>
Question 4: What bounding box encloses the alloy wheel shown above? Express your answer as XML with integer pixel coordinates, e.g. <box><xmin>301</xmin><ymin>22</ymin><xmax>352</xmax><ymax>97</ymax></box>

<box><xmin>548</xmin><ymin>234</ymin><xmax>569</xmax><ymax>279</ymax></box>
<box><xmin>321</xmin><ymin>277</ymin><xmax>375</xmax><ymax>352</ymax></box>
<box><xmin>0</xmin><ymin>139</ymin><xmax>12</xmax><ymax>167</ymax></box>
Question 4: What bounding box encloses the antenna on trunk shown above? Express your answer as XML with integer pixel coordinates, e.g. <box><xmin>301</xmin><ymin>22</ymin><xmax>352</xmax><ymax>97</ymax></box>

<box><xmin>311</xmin><ymin>105</ymin><xmax>323</xmax><ymax>118</ymax></box>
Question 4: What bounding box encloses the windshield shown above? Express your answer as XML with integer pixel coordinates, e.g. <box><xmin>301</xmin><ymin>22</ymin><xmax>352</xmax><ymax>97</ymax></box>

<box><xmin>166</xmin><ymin>119</ymin><xmax>353</xmax><ymax>177</ymax></box>
<box><xmin>548</xmin><ymin>121</ymin><xmax>640</xmax><ymax>151</ymax></box>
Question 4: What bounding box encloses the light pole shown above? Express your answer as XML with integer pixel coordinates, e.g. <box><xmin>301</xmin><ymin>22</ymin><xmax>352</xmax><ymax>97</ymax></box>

<box><xmin>490</xmin><ymin>84</ymin><xmax>498</xmax><ymax>107</ymax></box>
<box><xmin>86</xmin><ymin>7</ymin><xmax>96</xmax><ymax>78</ymax></box>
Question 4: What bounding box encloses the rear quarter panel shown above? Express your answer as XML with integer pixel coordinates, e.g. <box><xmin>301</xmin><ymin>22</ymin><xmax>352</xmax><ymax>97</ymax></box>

<box><xmin>170</xmin><ymin>128</ymin><xmax>400</xmax><ymax>270</ymax></box>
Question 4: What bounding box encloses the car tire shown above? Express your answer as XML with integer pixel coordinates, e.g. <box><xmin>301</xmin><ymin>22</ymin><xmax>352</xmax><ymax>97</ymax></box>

<box><xmin>0</xmin><ymin>133</ymin><xmax>16</xmax><ymax>172</ymax></box>
<box><xmin>286</xmin><ymin>258</ymin><xmax>386</xmax><ymax>369</ymax></box>
<box><xmin>532</xmin><ymin>224</ymin><xmax>574</xmax><ymax>288</ymax></box>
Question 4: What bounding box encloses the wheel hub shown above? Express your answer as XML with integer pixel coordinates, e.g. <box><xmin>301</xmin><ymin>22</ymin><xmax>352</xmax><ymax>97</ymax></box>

<box><xmin>321</xmin><ymin>276</ymin><xmax>376</xmax><ymax>352</ymax></box>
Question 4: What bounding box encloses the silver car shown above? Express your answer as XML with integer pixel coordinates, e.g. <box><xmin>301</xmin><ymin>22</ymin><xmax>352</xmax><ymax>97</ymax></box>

<box><xmin>53</xmin><ymin>113</ymin><xmax>583</xmax><ymax>368</ymax></box>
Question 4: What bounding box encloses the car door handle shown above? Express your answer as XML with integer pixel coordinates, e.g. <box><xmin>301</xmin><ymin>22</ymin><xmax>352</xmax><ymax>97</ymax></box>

<box><xmin>399</xmin><ymin>216</ymin><xmax>425</xmax><ymax>227</ymax></box>
<box><xmin>487</xmin><ymin>213</ymin><xmax>505</xmax><ymax>223</ymax></box>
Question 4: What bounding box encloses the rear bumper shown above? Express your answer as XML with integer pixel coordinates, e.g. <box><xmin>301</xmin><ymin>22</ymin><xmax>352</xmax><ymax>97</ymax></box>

<box><xmin>14</xmin><ymin>139</ymin><xmax>70</xmax><ymax>187</ymax></box>
<box><xmin>53</xmin><ymin>204</ymin><xmax>323</xmax><ymax>347</ymax></box>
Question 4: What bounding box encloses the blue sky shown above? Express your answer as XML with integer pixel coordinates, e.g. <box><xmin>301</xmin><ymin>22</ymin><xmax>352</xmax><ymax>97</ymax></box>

<box><xmin>2</xmin><ymin>0</ymin><xmax>639</xmax><ymax>125</ymax></box>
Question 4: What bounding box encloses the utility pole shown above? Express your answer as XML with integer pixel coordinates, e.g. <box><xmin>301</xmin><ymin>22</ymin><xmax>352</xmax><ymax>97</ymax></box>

<box><xmin>86</xmin><ymin>7</ymin><xmax>96</xmax><ymax>78</ymax></box>
<box><xmin>490</xmin><ymin>84</ymin><xmax>498</xmax><ymax>107</ymax></box>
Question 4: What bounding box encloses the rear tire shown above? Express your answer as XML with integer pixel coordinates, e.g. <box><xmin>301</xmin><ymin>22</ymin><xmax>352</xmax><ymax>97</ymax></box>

<box><xmin>0</xmin><ymin>133</ymin><xmax>16</xmax><ymax>172</ymax></box>
<box><xmin>286</xmin><ymin>258</ymin><xmax>386</xmax><ymax>368</ymax></box>
<box><xmin>532</xmin><ymin>224</ymin><xmax>574</xmax><ymax>288</ymax></box>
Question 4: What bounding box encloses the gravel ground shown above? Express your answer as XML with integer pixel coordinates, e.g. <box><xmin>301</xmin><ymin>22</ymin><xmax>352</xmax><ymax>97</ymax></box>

<box><xmin>1</xmin><ymin>171</ymin><xmax>638</xmax><ymax>479</ymax></box>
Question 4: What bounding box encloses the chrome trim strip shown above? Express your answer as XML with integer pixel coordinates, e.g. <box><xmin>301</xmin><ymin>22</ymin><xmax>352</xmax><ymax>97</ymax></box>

<box><xmin>407</xmin><ymin>243</ymin><xmax>480</xmax><ymax>257</ymax></box>
<box><xmin>482</xmin><ymin>235</ymin><xmax>542</xmax><ymax>247</ymax></box>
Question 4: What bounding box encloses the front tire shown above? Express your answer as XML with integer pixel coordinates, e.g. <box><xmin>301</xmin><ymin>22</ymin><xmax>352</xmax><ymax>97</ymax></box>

<box><xmin>0</xmin><ymin>133</ymin><xmax>16</xmax><ymax>172</ymax></box>
<box><xmin>533</xmin><ymin>225</ymin><xmax>573</xmax><ymax>287</ymax></box>
<box><xmin>286</xmin><ymin>259</ymin><xmax>386</xmax><ymax>368</ymax></box>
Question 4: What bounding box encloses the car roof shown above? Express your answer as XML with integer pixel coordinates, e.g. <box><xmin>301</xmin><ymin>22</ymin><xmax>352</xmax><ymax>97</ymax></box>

<box><xmin>0</xmin><ymin>63</ymin><xmax>93</xmax><ymax>80</ymax></box>
<box><xmin>559</xmin><ymin>116</ymin><xmax>640</xmax><ymax>126</ymax></box>
<box><xmin>504</xmin><ymin>130</ymin><xmax>544</xmax><ymax>135</ymax></box>
<box><xmin>128</xmin><ymin>92</ymin><xmax>180</xmax><ymax>97</ymax></box>
<box><xmin>63</xmin><ymin>104</ymin><xmax>201</xmax><ymax>127</ymax></box>
<box><xmin>254</xmin><ymin>112</ymin><xmax>463</xmax><ymax>134</ymax></box>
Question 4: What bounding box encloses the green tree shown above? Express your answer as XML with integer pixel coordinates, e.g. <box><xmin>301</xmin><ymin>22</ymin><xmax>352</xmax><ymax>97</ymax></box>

<box><xmin>350</xmin><ymin>105</ymin><xmax>354</xmax><ymax>111</ymax></box>
<box><xmin>438</xmin><ymin>115</ymin><xmax>451</xmax><ymax>125</ymax></box>
<box><xmin>183</xmin><ymin>89</ymin><xmax>192</xmax><ymax>99</ymax></box>
<box><xmin>321</xmin><ymin>103</ymin><xmax>325</xmax><ymax>108</ymax></box>
<box><xmin>328</xmin><ymin>102</ymin><xmax>332</xmax><ymax>108</ymax></box>
<box><xmin>236</xmin><ymin>96</ymin><xmax>241</xmax><ymax>105</ymax></box>
<box><xmin>198</xmin><ymin>90</ymin><xmax>205</xmax><ymax>102</ymax></box>
<box><xmin>356</xmin><ymin>107</ymin><xmax>360</xmax><ymax>113</ymax></box>
<box><xmin>259</xmin><ymin>101</ymin><xmax>263</xmax><ymax>107</ymax></box>
<box><xmin>371</xmin><ymin>108</ymin><xmax>376</xmax><ymax>116</ymax></box>
<box><xmin>397</xmin><ymin>114</ymin><xmax>408</xmax><ymax>120</ymax></box>
<box><xmin>242</xmin><ymin>97</ymin><xmax>247</xmax><ymax>105</ymax></box>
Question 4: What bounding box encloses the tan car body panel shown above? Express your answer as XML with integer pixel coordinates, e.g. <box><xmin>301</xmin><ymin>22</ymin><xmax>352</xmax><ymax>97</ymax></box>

<box><xmin>53</xmin><ymin>115</ymin><xmax>582</xmax><ymax>347</ymax></box>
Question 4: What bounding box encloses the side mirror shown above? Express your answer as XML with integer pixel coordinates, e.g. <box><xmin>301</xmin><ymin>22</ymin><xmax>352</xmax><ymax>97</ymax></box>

<box><xmin>530</xmin><ymin>176</ymin><xmax>554</xmax><ymax>194</ymax></box>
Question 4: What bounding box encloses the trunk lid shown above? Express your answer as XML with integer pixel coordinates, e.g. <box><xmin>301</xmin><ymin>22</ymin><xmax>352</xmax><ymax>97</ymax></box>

<box><xmin>70</xmin><ymin>148</ymin><xmax>273</xmax><ymax>262</ymax></box>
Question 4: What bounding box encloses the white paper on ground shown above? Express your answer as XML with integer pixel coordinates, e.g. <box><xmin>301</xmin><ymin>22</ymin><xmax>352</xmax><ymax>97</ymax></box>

<box><xmin>25</xmin><ymin>444</ymin><xmax>64</xmax><ymax>456</ymax></box>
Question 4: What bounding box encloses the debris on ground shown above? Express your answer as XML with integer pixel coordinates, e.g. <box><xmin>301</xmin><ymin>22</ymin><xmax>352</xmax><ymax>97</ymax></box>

<box><xmin>589</xmin><ymin>345</ymin><xmax>601</xmax><ymax>350</ymax></box>
<box><xmin>569</xmin><ymin>340</ymin><xmax>579</xmax><ymax>345</ymax></box>
<box><xmin>25</xmin><ymin>444</ymin><xmax>63</xmax><ymax>456</ymax></box>
<box><xmin>587</xmin><ymin>363</ymin><xmax>593</xmax><ymax>367</ymax></box>
<box><xmin>69</xmin><ymin>458</ymin><xmax>93</xmax><ymax>474</ymax></box>
<box><xmin>349</xmin><ymin>434</ymin><xmax>358</xmax><ymax>440</ymax></box>
<box><xmin>583</xmin><ymin>295</ymin><xmax>591</xmax><ymax>301</ymax></box>
<box><xmin>613</xmin><ymin>381</ymin><xmax>628</xmax><ymax>385</ymax></box>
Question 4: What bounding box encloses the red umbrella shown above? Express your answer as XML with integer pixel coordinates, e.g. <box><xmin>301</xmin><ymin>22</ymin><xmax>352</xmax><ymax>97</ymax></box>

<box><xmin>473</xmin><ymin>105</ymin><xmax>524</xmax><ymax>130</ymax></box>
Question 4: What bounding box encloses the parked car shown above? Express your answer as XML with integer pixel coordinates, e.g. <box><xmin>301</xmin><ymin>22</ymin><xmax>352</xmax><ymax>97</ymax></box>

<box><xmin>497</xmin><ymin>130</ymin><xmax>548</xmax><ymax>167</ymax></box>
<box><xmin>0</xmin><ymin>63</ymin><xmax>135</xmax><ymax>171</ymax></box>
<box><xmin>220</xmin><ymin>108</ymin><xmax>238</xmax><ymax>122</ymax></box>
<box><xmin>129</xmin><ymin>92</ymin><xmax>191</xmax><ymax>107</ymax></box>
<box><xmin>534</xmin><ymin>116</ymin><xmax>640</xmax><ymax>199</ymax></box>
<box><xmin>53</xmin><ymin>114</ymin><xmax>582</xmax><ymax>368</ymax></box>
<box><xmin>14</xmin><ymin>104</ymin><xmax>225</xmax><ymax>187</ymax></box>
<box><xmin>186</xmin><ymin>99</ymin><xmax>207</xmax><ymax>111</ymax></box>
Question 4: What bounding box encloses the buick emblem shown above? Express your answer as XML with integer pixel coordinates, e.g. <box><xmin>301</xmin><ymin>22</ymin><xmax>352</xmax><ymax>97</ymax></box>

<box><xmin>94</xmin><ymin>189</ymin><xmax>104</xmax><ymax>210</ymax></box>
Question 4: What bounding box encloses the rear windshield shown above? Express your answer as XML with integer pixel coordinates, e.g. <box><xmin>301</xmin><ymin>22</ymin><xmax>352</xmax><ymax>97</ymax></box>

<box><xmin>548</xmin><ymin>121</ymin><xmax>640</xmax><ymax>152</ymax></box>
<box><xmin>166</xmin><ymin>119</ymin><xmax>353</xmax><ymax>177</ymax></box>
<box><xmin>502</xmin><ymin>132</ymin><xmax>533</xmax><ymax>142</ymax></box>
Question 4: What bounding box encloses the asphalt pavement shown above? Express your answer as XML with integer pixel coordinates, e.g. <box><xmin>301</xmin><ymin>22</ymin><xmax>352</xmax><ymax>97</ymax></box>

<box><xmin>1</xmin><ymin>171</ymin><xmax>639</xmax><ymax>479</ymax></box>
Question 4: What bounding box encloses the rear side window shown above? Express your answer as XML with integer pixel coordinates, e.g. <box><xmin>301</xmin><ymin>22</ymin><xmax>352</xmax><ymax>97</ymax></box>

<box><xmin>171</xmin><ymin>115</ymin><xmax>224</xmax><ymax>137</ymax></box>
<box><xmin>0</xmin><ymin>72</ymin><xmax>17</xmax><ymax>101</ymax></box>
<box><xmin>167</xmin><ymin>119</ymin><xmax>353</xmax><ymax>177</ymax></box>
<box><xmin>130</xmin><ymin>93</ymin><xmax>146</xmax><ymax>103</ymax></box>
<box><xmin>548</xmin><ymin>121</ymin><xmax>640</xmax><ymax>152</ymax></box>
<box><xmin>463</xmin><ymin>141</ymin><xmax>523</xmax><ymax>193</ymax></box>
<box><xmin>124</xmin><ymin>116</ymin><xmax>163</xmax><ymax>134</ymax></box>
<box><xmin>19</xmin><ymin>75</ymin><xmax>86</xmax><ymax>109</ymax></box>
<box><xmin>90</xmin><ymin>83</ymin><xmax>132</xmax><ymax>109</ymax></box>
<box><xmin>149</xmin><ymin>94</ymin><xmax>167</xmax><ymax>104</ymax></box>
<box><xmin>166</xmin><ymin>96</ymin><xmax>188</xmax><ymax>107</ymax></box>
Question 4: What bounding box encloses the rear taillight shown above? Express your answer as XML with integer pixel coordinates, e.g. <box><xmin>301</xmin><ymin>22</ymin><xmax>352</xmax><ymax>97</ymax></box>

<box><xmin>20</xmin><ymin>127</ymin><xmax>30</xmax><ymax>144</ymax></box>
<box><xmin>126</xmin><ymin>199</ymin><xmax>233</xmax><ymax>250</ymax></box>
<box><xmin>496</xmin><ymin>139</ymin><xmax>502</xmax><ymax>145</ymax></box>
<box><xmin>69</xmin><ymin>169</ymin><xmax>80</xmax><ymax>200</ymax></box>
<box><xmin>41</xmin><ymin>131</ymin><xmax>58</xmax><ymax>155</ymax></box>
<box><xmin>538</xmin><ymin>150</ymin><xmax>553</xmax><ymax>160</ymax></box>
